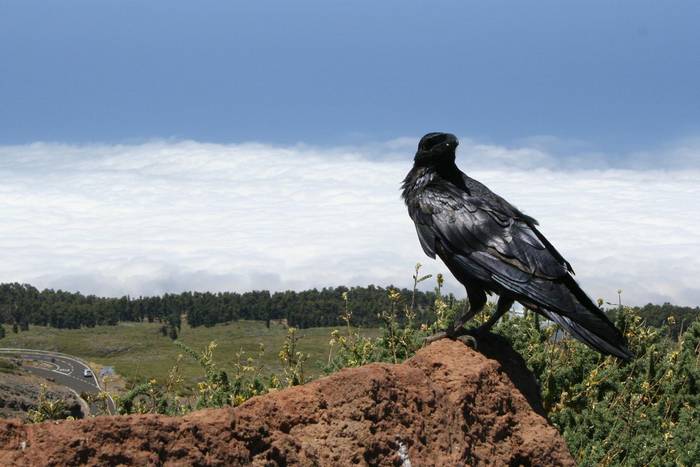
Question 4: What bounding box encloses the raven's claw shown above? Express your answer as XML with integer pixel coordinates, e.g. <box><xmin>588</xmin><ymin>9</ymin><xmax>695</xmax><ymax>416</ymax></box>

<box><xmin>424</xmin><ymin>331</ymin><xmax>448</xmax><ymax>344</ymax></box>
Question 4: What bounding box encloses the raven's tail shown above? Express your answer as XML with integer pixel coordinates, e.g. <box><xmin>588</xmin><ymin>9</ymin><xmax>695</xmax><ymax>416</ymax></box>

<box><xmin>537</xmin><ymin>307</ymin><xmax>633</xmax><ymax>360</ymax></box>
<box><xmin>518</xmin><ymin>276</ymin><xmax>633</xmax><ymax>361</ymax></box>
<box><xmin>483</xmin><ymin>258</ymin><xmax>633</xmax><ymax>360</ymax></box>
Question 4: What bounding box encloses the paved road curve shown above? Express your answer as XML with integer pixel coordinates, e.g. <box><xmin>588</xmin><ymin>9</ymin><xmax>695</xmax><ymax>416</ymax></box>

<box><xmin>0</xmin><ymin>348</ymin><xmax>115</xmax><ymax>415</ymax></box>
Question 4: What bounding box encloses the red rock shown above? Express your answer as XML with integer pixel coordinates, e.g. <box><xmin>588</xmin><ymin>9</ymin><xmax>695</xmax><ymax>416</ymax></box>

<box><xmin>0</xmin><ymin>337</ymin><xmax>574</xmax><ymax>466</ymax></box>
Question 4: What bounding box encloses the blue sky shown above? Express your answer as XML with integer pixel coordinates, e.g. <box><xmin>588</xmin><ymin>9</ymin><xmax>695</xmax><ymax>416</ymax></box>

<box><xmin>2</xmin><ymin>1</ymin><xmax>699</xmax><ymax>152</ymax></box>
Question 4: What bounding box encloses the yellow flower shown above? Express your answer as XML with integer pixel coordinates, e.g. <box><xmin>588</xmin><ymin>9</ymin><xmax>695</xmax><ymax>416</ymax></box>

<box><xmin>232</xmin><ymin>394</ymin><xmax>247</xmax><ymax>406</ymax></box>
<box><xmin>388</xmin><ymin>288</ymin><xmax>401</xmax><ymax>303</ymax></box>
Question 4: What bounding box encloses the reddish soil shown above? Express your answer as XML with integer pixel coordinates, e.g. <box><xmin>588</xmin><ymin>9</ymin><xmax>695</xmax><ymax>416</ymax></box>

<box><xmin>0</xmin><ymin>336</ymin><xmax>574</xmax><ymax>466</ymax></box>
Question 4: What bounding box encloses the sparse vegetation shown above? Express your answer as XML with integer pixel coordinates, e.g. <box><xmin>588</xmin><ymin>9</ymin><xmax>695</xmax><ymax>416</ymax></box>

<box><xmin>326</xmin><ymin>264</ymin><xmax>430</xmax><ymax>371</ymax></box>
<box><xmin>27</xmin><ymin>384</ymin><xmax>74</xmax><ymax>423</ymax></box>
<box><xmin>0</xmin><ymin>357</ymin><xmax>18</xmax><ymax>373</ymax></box>
<box><xmin>116</xmin><ymin>331</ymin><xmax>309</xmax><ymax>415</ymax></box>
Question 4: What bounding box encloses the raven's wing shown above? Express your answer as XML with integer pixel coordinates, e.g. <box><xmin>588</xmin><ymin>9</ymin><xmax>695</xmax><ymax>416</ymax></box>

<box><xmin>409</xmin><ymin>182</ymin><xmax>631</xmax><ymax>360</ymax></box>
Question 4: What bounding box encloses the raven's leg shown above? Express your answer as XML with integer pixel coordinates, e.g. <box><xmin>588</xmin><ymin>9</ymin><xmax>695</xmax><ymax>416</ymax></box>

<box><xmin>425</xmin><ymin>285</ymin><xmax>486</xmax><ymax>344</ymax></box>
<box><xmin>449</xmin><ymin>285</ymin><xmax>487</xmax><ymax>336</ymax></box>
<box><xmin>459</xmin><ymin>295</ymin><xmax>515</xmax><ymax>337</ymax></box>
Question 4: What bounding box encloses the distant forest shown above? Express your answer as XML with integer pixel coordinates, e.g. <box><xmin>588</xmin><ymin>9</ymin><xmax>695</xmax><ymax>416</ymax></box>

<box><xmin>0</xmin><ymin>282</ymin><xmax>444</xmax><ymax>331</ymax></box>
<box><xmin>0</xmin><ymin>282</ymin><xmax>697</xmax><ymax>334</ymax></box>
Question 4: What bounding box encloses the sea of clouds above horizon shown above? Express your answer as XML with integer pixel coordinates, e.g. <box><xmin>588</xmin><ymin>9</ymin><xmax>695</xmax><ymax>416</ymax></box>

<box><xmin>1</xmin><ymin>138</ymin><xmax>699</xmax><ymax>306</ymax></box>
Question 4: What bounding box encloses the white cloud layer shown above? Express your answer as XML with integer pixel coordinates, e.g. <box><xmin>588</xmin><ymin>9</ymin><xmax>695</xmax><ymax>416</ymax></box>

<box><xmin>1</xmin><ymin>139</ymin><xmax>699</xmax><ymax>306</ymax></box>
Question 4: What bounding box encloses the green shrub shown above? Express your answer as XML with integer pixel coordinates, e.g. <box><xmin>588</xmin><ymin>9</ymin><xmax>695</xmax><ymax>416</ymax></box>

<box><xmin>496</xmin><ymin>308</ymin><xmax>700</xmax><ymax>465</ymax></box>
<box><xmin>27</xmin><ymin>384</ymin><xmax>73</xmax><ymax>423</ymax></box>
<box><xmin>117</xmin><ymin>340</ymin><xmax>276</xmax><ymax>415</ymax></box>
<box><xmin>325</xmin><ymin>264</ymin><xmax>431</xmax><ymax>372</ymax></box>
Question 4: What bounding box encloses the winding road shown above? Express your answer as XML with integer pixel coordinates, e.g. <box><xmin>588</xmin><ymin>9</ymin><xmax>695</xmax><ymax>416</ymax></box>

<box><xmin>0</xmin><ymin>348</ymin><xmax>115</xmax><ymax>415</ymax></box>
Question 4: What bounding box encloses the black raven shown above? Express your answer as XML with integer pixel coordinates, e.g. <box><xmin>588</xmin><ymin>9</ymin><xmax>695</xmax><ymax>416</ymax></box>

<box><xmin>402</xmin><ymin>132</ymin><xmax>632</xmax><ymax>360</ymax></box>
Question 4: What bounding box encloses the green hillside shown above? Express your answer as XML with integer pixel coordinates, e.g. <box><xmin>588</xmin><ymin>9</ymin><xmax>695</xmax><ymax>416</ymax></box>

<box><xmin>0</xmin><ymin>320</ymin><xmax>380</xmax><ymax>386</ymax></box>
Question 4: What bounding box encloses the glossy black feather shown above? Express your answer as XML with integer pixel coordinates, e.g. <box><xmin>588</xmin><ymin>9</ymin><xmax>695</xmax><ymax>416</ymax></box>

<box><xmin>402</xmin><ymin>132</ymin><xmax>632</xmax><ymax>360</ymax></box>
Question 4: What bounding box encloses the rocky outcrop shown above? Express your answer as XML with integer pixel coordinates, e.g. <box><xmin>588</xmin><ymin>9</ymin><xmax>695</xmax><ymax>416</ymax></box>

<box><xmin>0</xmin><ymin>337</ymin><xmax>574</xmax><ymax>466</ymax></box>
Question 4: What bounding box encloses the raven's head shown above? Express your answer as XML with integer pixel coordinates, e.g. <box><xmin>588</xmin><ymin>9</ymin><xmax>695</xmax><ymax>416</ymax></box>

<box><xmin>414</xmin><ymin>132</ymin><xmax>459</xmax><ymax>165</ymax></box>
